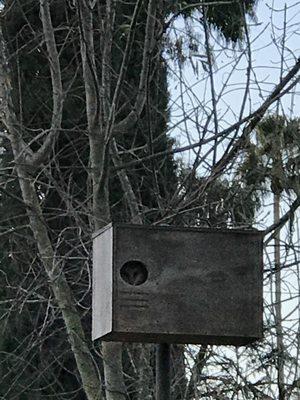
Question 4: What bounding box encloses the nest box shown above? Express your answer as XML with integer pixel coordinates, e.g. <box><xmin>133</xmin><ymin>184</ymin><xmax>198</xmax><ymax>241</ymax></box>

<box><xmin>92</xmin><ymin>224</ymin><xmax>263</xmax><ymax>345</ymax></box>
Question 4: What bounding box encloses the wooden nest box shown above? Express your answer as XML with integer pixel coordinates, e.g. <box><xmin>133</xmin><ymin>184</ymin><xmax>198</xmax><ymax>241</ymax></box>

<box><xmin>92</xmin><ymin>224</ymin><xmax>263</xmax><ymax>345</ymax></box>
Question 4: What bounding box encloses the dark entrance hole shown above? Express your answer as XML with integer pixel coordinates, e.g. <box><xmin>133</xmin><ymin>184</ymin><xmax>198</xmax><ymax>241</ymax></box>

<box><xmin>120</xmin><ymin>260</ymin><xmax>148</xmax><ymax>286</ymax></box>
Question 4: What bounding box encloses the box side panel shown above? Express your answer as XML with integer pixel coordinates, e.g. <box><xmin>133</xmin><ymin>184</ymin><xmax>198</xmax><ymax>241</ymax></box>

<box><xmin>92</xmin><ymin>226</ymin><xmax>113</xmax><ymax>340</ymax></box>
<box><xmin>114</xmin><ymin>226</ymin><xmax>263</xmax><ymax>344</ymax></box>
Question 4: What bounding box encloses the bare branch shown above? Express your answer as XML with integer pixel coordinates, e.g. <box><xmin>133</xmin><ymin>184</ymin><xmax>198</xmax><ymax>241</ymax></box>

<box><xmin>29</xmin><ymin>0</ymin><xmax>64</xmax><ymax>167</ymax></box>
<box><xmin>113</xmin><ymin>0</ymin><xmax>158</xmax><ymax>134</ymax></box>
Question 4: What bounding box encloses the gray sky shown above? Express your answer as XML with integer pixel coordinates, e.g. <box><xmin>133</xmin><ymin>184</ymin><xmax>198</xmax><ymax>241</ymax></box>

<box><xmin>168</xmin><ymin>0</ymin><xmax>300</xmax><ymax>153</ymax></box>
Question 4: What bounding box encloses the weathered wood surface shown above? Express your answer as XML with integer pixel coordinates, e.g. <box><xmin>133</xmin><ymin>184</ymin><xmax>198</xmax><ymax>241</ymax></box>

<box><xmin>92</xmin><ymin>224</ymin><xmax>113</xmax><ymax>340</ymax></box>
<box><xmin>92</xmin><ymin>224</ymin><xmax>263</xmax><ymax>345</ymax></box>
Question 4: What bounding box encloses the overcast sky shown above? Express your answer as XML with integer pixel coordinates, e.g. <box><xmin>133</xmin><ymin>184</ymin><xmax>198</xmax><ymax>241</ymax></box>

<box><xmin>168</xmin><ymin>0</ymin><xmax>300</xmax><ymax>152</ymax></box>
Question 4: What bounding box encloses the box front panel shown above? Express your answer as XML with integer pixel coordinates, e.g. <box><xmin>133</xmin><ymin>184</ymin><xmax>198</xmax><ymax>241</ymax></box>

<box><xmin>114</xmin><ymin>226</ymin><xmax>262</xmax><ymax>342</ymax></box>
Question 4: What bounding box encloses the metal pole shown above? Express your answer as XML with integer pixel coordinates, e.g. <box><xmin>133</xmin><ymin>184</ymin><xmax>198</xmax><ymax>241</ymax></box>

<box><xmin>156</xmin><ymin>343</ymin><xmax>171</xmax><ymax>400</ymax></box>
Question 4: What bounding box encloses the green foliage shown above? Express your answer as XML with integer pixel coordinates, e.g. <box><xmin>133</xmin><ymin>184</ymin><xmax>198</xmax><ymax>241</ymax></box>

<box><xmin>165</xmin><ymin>0</ymin><xmax>257</xmax><ymax>70</ymax></box>
<box><xmin>239</xmin><ymin>115</ymin><xmax>300</xmax><ymax>196</ymax></box>
<box><xmin>168</xmin><ymin>0</ymin><xmax>257</xmax><ymax>42</ymax></box>
<box><xmin>173</xmin><ymin>166</ymin><xmax>260</xmax><ymax>228</ymax></box>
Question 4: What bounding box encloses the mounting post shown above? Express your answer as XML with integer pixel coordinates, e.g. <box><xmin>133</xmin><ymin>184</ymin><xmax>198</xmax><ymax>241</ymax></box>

<box><xmin>156</xmin><ymin>343</ymin><xmax>171</xmax><ymax>400</ymax></box>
